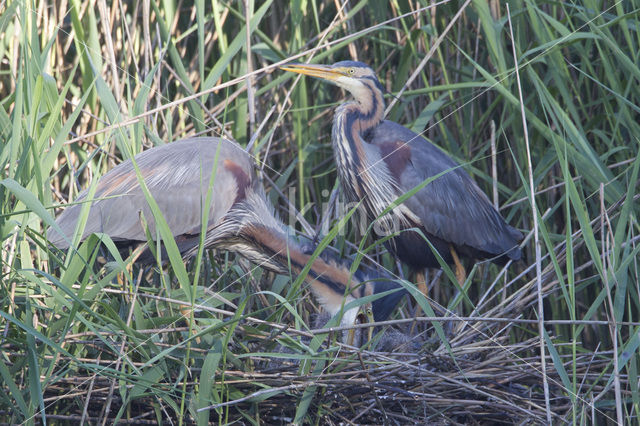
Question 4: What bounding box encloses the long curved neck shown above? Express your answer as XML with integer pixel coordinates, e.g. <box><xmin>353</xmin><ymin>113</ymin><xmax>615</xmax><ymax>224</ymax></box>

<box><xmin>331</xmin><ymin>82</ymin><xmax>403</xmax><ymax>227</ymax></box>
<box><xmin>222</xmin><ymin>189</ymin><xmax>367</xmax><ymax>321</ymax></box>
<box><xmin>241</xmin><ymin>224</ymin><xmax>365</xmax><ymax>325</ymax></box>
<box><xmin>332</xmin><ymin>80</ymin><xmax>385</xmax><ymax>168</ymax></box>
<box><xmin>331</xmin><ymin>81</ymin><xmax>385</xmax><ymax>201</ymax></box>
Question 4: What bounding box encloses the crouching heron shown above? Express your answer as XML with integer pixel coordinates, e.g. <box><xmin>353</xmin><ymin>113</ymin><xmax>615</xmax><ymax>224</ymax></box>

<box><xmin>49</xmin><ymin>137</ymin><xmax>405</xmax><ymax>327</ymax></box>
<box><xmin>281</xmin><ymin>61</ymin><xmax>523</xmax><ymax>296</ymax></box>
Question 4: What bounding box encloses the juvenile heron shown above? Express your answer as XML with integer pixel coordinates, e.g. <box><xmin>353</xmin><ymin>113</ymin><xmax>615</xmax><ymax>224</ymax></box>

<box><xmin>49</xmin><ymin>137</ymin><xmax>405</xmax><ymax>326</ymax></box>
<box><xmin>281</xmin><ymin>61</ymin><xmax>522</xmax><ymax>294</ymax></box>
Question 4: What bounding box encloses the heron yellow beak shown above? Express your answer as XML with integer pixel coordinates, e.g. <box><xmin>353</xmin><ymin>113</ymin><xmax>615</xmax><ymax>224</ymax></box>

<box><xmin>280</xmin><ymin>63</ymin><xmax>344</xmax><ymax>81</ymax></box>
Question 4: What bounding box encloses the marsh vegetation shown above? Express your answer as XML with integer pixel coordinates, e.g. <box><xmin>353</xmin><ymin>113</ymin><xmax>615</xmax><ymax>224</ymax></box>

<box><xmin>1</xmin><ymin>0</ymin><xmax>639</xmax><ymax>423</ymax></box>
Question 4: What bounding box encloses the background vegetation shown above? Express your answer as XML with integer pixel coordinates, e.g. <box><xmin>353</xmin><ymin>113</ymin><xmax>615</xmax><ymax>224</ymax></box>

<box><xmin>1</xmin><ymin>0</ymin><xmax>639</xmax><ymax>423</ymax></box>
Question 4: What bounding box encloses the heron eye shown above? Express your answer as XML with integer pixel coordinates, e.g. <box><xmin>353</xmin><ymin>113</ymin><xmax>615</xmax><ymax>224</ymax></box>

<box><xmin>348</xmin><ymin>68</ymin><xmax>355</xmax><ymax>75</ymax></box>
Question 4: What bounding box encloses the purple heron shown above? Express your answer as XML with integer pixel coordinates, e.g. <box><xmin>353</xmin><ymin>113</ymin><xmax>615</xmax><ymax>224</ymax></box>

<box><xmin>281</xmin><ymin>61</ymin><xmax>522</xmax><ymax>295</ymax></box>
<box><xmin>49</xmin><ymin>137</ymin><xmax>405</xmax><ymax>326</ymax></box>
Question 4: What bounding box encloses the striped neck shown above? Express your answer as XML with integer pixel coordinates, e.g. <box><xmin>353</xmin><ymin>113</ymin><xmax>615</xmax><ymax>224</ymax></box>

<box><xmin>240</xmin><ymin>224</ymin><xmax>369</xmax><ymax>326</ymax></box>
<box><xmin>331</xmin><ymin>80</ymin><xmax>401</xmax><ymax>227</ymax></box>
<box><xmin>342</xmin><ymin>76</ymin><xmax>386</xmax><ymax>135</ymax></box>
<box><xmin>332</xmin><ymin>78</ymin><xmax>385</xmax><ymax>162</ymax></box>
<box><xmin>331</xmin><ymin>79</ymin><xmax>384</xmax><ymax>200</ymax></box>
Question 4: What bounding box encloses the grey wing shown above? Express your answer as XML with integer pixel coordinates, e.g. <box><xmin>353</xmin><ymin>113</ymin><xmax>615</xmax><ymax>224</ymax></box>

<box><xmin>48</xmin><ymin>137</ymin><xmax>253</xmax><ymax>248</ymax></box>
<box><xmin>370</xmin><ymin>121</ymin><xmax>522</xmax><ymax>257</ymax></box>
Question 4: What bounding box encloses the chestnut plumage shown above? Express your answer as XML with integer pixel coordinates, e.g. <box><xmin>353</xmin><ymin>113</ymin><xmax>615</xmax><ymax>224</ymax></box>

<box><xmin>49</xmin><ymin>137</ymin><xmax>404</xmax><ymax>326</ymax></box>
<box><xmin>281</xmin><ymin>62</ymin><xmax>522</xmax><ymax>281</ymax></box>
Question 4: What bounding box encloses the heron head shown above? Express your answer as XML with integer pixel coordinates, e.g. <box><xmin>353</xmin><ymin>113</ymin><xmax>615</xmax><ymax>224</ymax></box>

<box><xmin>298</xmin><ymin>244</ymin><xmax>405</xmax><ymax>323</ymax></box>
<box><xmin>281</xmin><ymin>61</ymin><xmax>385</xmax><ymax>103</ymax></box>
<box><xmin>354</xmin><ymin>267</ymin><xmax>406</xmax><ymax>322</ymax></box>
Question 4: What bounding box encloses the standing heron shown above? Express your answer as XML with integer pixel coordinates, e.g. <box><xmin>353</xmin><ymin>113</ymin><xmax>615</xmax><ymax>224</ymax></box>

<box><xmin>281</xmin><ymin>61</ymin><xmax>522</xmax><ymax>295</ymax></box>
<box><xmin>49</xmin><ymin>137</ymin><xmax>405</xmax><ymax>327</ymax></box>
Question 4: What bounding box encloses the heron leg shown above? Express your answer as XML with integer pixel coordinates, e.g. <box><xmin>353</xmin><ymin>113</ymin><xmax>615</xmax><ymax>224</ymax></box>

<box><xmin>347</xmin><ymin>311</ymin><xmax>374</xmax><ymax>347</ymax></box>
<box><xmin>117</xmin><ymin>271</ymin><xmax>125</xmax><ymax>292</ymax></box>
<box><xmin>449</xmin><ymin>246</ymin><xmax>466</xmax><ymax>285</ymax></box>
<box><xmin>412</xmin><ymin>269</ymin><xmax>429</xmax><ymax>326</ymax></box>
<box><xmin>416</xmin><ymin>269</ymin><xmax>428</xmax><ymax>297</ymax></box>
<box><xmin>117</xmin><ymin>260</ymin><xmax>133</xmax><ymax>299</ymax></box>
<box><xmin>346</xmin><ymin>328</ymin><xmax>356</xmax><ymax>346</ymax></box>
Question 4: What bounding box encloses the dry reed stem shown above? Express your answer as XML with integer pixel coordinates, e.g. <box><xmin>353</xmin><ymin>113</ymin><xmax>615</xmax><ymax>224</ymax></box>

<box><xmin>507</xmin><ymin>5</ymin><xmax>551</xmax><ymax>421</ymax></box>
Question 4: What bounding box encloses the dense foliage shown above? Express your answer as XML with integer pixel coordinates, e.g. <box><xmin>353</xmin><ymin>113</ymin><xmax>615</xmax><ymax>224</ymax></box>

<box><xmin>1</xmin><ymin>0</ymin><xmax>638</xmax><ymax>423</ymax></box>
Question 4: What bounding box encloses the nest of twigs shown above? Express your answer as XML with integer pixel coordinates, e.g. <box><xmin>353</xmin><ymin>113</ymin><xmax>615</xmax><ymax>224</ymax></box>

<box><xmin>29</xmin><ymin>317</ymin><xmax>580</xmax><ymax>425</ymax></box>
<box><xmin>7</xmin><ymin>247</ymin><xmax>626</xmax><ymax>425</ymax></box>
<box><xmin>11</xmin><ymin>197</ymin><xmax>635</xmax><ymax>424</ymax></box>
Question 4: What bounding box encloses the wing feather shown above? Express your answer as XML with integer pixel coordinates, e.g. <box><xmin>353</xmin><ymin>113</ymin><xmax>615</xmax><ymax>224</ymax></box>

<box><xmin>49</xmin><ymin>137</ymin><xmax>254</xmax><ymax>249</ymax></box>
<box><xmin>369</xmin><ymin>121</ymin><xmax>522</xmax><ymax>258</ymax></box>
